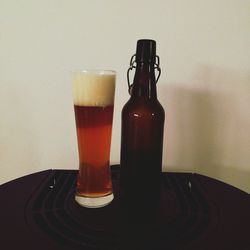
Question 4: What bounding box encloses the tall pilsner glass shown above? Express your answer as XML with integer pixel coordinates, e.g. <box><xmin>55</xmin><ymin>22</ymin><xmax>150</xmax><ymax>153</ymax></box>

<box><xmin>72</xmin><ymin>70</ymin><xmax>116</xmax><ymax>208</ymax></box>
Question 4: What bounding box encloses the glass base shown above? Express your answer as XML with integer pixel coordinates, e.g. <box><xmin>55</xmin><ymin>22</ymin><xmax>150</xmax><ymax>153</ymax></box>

<box><xmin>75</xmin><ymin>193</ymin><xmax>114</xmax><ymax>208</ymax></box>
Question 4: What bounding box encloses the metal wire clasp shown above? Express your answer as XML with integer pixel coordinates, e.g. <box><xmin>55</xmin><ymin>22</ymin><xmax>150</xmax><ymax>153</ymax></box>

<box><xmin>127</xmin><ymin>54</ymin><xmax>136</xmax><ymax>95</ymax></box>
<box><xmin>154</xmin><ymin>55</ymin><xmax>161</xmax><ymax>84</ymax></box>
<box><xmin>127</xmin><ymin>55</ymin><xmax>161</xmax><ymax>95</ymax></box>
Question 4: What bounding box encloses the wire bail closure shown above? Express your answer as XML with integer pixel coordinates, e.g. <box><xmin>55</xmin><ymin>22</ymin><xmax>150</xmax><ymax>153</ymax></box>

<box><xmin>127</xmin><ymin>54</ymin><xmax>161</xmax><ymax>95</ymax></box>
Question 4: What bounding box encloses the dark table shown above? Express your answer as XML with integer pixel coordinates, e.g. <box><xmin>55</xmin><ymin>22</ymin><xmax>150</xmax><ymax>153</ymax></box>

<box><xmin>1</xmin><ymin>165</ymin><xmax>250</xmax><ymax>250</ymax></box>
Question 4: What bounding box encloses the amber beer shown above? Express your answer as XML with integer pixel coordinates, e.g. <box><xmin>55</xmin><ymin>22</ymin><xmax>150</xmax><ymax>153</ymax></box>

<box><xmin>72</xmin><ymin>70</ymin><xmax>115</xmax><ymax>208</ymax></box>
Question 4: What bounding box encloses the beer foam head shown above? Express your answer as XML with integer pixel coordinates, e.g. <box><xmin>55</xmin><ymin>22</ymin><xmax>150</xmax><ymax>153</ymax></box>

<box><xmin>72</xmin><ymin>70</ymin><xmax>116</xmax><ymax>107</ymax></box>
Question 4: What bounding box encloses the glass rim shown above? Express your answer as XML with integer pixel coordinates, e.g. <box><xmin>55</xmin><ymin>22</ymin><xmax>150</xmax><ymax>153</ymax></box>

<box><xmin>71</xmin><ymin>69</ymin><xmax>116</xmax><ymax>76</ymax></box>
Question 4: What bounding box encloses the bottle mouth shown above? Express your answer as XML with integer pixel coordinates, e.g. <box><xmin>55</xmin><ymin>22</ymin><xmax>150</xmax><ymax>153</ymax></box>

<box><xmin>135</xmin><ymin>39</ymin><xmax>156</xmax><ymax>63</ymax></box>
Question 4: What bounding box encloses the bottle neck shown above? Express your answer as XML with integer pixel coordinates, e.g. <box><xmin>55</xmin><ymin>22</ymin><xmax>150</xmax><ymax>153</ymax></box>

<box><xmin>131</xmin><ymin>62</ymin><xmax>157</xmax><ymax>99</ymax></box>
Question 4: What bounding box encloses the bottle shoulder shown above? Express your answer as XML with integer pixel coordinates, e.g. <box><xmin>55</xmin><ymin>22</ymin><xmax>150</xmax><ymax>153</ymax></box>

<box><xmin>123</xmin><ymin>97</ymin><xmax>164</xmax><ymax>109</ymax></box>
<box><xmin>122</xmin><ymin>98</ymin><xmax>165</xmax><ymax>118</ymax></box>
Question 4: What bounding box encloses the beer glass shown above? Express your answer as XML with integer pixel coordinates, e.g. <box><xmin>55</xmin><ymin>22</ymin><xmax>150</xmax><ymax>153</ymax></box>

<box><xmin>72</xmin><ymin>70</ymin><xmax>116</xmax><ymax>208</ymax></box>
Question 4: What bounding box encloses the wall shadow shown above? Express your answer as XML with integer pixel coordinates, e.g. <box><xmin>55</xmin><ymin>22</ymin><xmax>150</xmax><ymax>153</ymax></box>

<box><xmin>158</xmin><ymin>65</ymin><xmax>250</xmax><ymax>193</ymax></box>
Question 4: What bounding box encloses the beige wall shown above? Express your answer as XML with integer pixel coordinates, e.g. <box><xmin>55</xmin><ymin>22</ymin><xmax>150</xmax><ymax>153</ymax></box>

<box><xmin>0</xmin><ymin>0</ymin><xmax>249</xmax><ymax>192</ymax></box>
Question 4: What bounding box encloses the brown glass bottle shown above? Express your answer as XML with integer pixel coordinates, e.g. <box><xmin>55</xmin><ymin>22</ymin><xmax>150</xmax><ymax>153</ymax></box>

<box><xmin>120</xmin><ymin>39</ymin><xmax>165</xmax><ymax>200</ymax></box>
